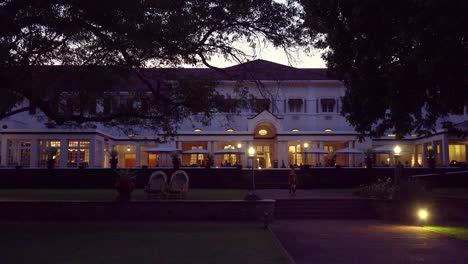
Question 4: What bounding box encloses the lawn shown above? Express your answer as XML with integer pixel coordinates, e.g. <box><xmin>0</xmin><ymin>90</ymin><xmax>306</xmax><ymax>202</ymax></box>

<box><xmin>425</xmin><ymin>226</ymin><xmax>468</xmax><ymax>241</ymax></box>
<box><xmin>0</xmin><ymin>189</ymin><xmax>247</xmax><ymax>201</ymax></box>
<box><xmin>0</xmin><ymin>222</ymin><xmax>288</xmax><ymax>264</ymax></box>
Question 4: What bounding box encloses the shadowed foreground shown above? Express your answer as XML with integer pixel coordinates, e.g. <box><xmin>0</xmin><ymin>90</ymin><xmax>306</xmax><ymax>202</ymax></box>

<box><xmin>272</xmin><ymin>220</ymin><xmax>468</xmax><ymax>264</ymax></box>
<box><xmin>0</xmin><ymin>222</ymin><xmax>287</xmax><ymax>264</ymax></box>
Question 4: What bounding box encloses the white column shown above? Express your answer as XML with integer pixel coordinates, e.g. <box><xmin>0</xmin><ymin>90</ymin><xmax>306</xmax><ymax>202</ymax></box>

<box><xmin>422</xmin><ymin>143</ymin><xmax>428</xmax><ymax>167</ymax></box>
<box><xmin>442</xmin><ymin>135</ymin><xmax>449</xmax><ymax>167</ymax></box>
<box><xmin>432</xmin><ymin>141</ymin><xmax>437</xmax><ymax>165</ymax></box>
<box><xmin>135</xmin><ymin>144</ymin><xmax>141</xmax><ymax>168</ymax></box>
<box><xmin>1</xmin><ymin>136</ymin><xmax>8</xmax><ymax>166</ymax></box>
<box><xmin>60</xmin><ymin>139</ymin><xmax>68</xmax><ymax>168</ymax></box>
<box><xmin>89</xmin><ymin>138</ymin><xmax>96</xmax><ymax>168</ymax></box>
<box><xmin>277</xmin><ymin>141</ymin><xmax>283</xmax><ymax>168</ymax></box>
<box><xmin>241</xmin><ymin>141</ymin><xmax>247</xmax><ymax>166</ymax></box>
<box><xmin>207</xmin><ymin>141</ymin><xmax>212</xmax><ymax>153</ymax></box>
<box><xmin>30</xmin><ymin>138</ymin><xmax>38</xmax><ymax>168</ymax></box>
<box><xmin>413</xmin><ymin>145</ymin><xmax>418</xmax><ymax>167</ymax></box>
<box><xmin>285</xmin><ymin>141</ymin><xmax>290</xmax><ymax>167</ymax></box>
<box><xmin>348</xmin><ymin>141</ymin><xmax>353</xmax><ymax>167</ymax></box>
<box><xmin>213</xmin><ymin>141</ymin><xmax>218</xmax><ymax>166</ymax></box>
<box><xmin>319</xmin><ymin>141</ymin><xmax>324</xmax><ymax>165</ymax></box>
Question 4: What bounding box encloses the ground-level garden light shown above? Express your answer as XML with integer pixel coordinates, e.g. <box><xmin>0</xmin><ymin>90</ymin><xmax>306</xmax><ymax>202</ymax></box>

<box><xmin>417</xmin><ymin>208</ymin><xmax>429</xmax><ymax>226</ymax></box>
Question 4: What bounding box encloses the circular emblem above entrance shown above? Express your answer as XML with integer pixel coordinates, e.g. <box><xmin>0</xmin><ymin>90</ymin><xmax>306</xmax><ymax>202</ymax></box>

<box><xmin>258</xmin><ymin>129</ymin><xmax>268</xmax><ymax>136</ymax></box>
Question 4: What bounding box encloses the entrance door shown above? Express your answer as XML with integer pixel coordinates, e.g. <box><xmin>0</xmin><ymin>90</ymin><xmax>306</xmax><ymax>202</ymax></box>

<box><xmin>256</xmin><ymin>145</ymin><xmax>271</xmax><ymax>168</ymax></box>
<box><xmin>124</xmin><ymin>153</ymin><xmax>136</xmax><ymax>168</ymax></box>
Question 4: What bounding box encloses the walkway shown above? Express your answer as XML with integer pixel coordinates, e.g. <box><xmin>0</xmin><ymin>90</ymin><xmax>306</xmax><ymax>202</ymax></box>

<box><xmin>256</xmin><ymin>188</ymin><xmax>359</xmax><ymax>200</ymax></box>
<box><xmin>271</xmin><ymin>220</ymin><xmax>468</xmax><ymax>264</ymax></box>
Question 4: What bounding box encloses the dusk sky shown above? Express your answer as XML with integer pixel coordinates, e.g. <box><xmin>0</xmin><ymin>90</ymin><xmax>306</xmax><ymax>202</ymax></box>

<box><xmin>206</xmin><ymin>42</ymin><xmax>327</xmax><ymax>68</ymax></box>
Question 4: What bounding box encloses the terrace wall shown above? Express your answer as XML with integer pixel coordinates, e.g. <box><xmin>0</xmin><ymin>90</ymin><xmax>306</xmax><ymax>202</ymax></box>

<box><xmin>0</xmin><ymin>167</ymin><xmax>466</xmax><ymax>189</ymax></box>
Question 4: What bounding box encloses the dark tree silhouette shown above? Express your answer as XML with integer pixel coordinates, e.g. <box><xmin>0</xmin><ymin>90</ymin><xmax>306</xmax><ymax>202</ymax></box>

<box><xmin>301</xmin><ymin>0</ymin><xmax>468</xmax><ymax>139</ymax></box>
<box><xmin>0</xmin><ymin>0</ymin><xmax>302</xmax><ymax>137</ymax></box>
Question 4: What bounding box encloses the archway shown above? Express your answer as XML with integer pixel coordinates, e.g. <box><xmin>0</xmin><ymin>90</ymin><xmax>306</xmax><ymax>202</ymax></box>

<box><xmin>253</xmin><ymin>122</ymin><xmax>277</xmax><ymax>168</ymax></box>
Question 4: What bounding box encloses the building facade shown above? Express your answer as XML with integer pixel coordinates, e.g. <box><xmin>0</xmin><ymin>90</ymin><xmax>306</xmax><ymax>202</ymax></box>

<box><xmin>1</xmin><ymin>60</ymin><xmax>467</xmax><ymax>169</ymax></box>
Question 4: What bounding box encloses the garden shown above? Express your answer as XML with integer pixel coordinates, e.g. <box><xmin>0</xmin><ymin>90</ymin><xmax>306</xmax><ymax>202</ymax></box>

<box><xmin>0</xmin><ymin>222</ymin><xmax>289</xmax><ymax>264</ymax></box>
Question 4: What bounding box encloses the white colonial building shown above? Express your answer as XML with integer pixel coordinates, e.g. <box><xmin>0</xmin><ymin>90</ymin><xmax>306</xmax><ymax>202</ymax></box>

<box><xmin>1</xmin><ymin>60</ymin><xmax>467</xmax><ymax>169</ymax></box>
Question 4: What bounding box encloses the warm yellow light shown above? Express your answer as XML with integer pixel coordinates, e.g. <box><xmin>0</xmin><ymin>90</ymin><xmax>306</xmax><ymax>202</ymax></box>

<box><xmin>237</xmin><ymin>143</ymin><xmax>242</xmax><ymax>149</ymax></box>
<box><xmin>292</xmin><ymin>128</ymin><xmax>300</xmax><ymax>132</ymax></box>
<box><xmin>258</xmin><ymin>129</ymin><xmax>268</xmax><ymax>136</ymax></box>
<box><xmin>126</xmin><ymin>146</ymin><xmax>131</xmax><ymax>152</ymax></box>
<box><xmin>227</xmin><ymin>128</ymin><xmax>234</xmax><ymax>132</ymax></box>
<box><xmin>393</xmin><ymin>145</ymin><xmax>401</xmax><ymax>155</ymax></box>
<box><xmin>194</xmin><ymin>128</ymin><xmax>202</xmax><ymax>132</ymax></box>
<box><xmin>324</xmin><ymin>128</ymin><xmax>333</xmax><ymax>132</ymax></box>
<box><xmin>304</xmin><ymin>142</ymin><xmax>309</xmax><ymax>148</ymax></box>
<box><xmin>418</xmin><ymin>209</ymin><xmax>428</xmax><ymax>220</ymax></box>
<box><xmin>388</xmin><ymin>134</ymin><xmax>396</xmax><ymax>137</ymax></box>
<box><xmin>248</xmin><ymin>146</ymin><xmax>255</xmax><ymax>157</ymax></box>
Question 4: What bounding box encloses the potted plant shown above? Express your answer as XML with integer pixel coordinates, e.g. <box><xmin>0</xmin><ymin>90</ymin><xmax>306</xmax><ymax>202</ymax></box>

<box><xmin>327</xmin><ymin>151</ymin><xmax>337</xmax><ymax>167</ymax></box>
<box><xmin>364</xmin><ymin>148</ymin><xmax>374</xmax><ymax>169</ymax></box>
<box><xmin>427</xmin><ymin>148</ymin><xmax>436</xmax><ymax>169</ymax></box>
<box><xmin>109</xmin><ymin>148</ymin><xmax>119</xmax><ymax>169</ymax></box>
<box><xmin>171</xmin><ymin>151</ymin><xmax>180</xmax><ymax>170</ymax></box>
<box><xmin>205</xmin><ymin>152</ymin><xmax>214</xmax><ymax>169</ymax></box>
<box><xmin>46</xmin><ymin>147</ymin><xmax>59</xmax><ymax>169</ymax></box>
<box><xmin>115</xmin><ymin>169</ymin><xmax>137</xmax><ymax>202</ymax></box>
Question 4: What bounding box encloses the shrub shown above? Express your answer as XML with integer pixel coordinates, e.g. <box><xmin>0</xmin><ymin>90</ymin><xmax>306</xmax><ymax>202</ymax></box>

<box><xmin>355</xmin><ymin>177</ymin><xmax>395</xmax><ymax>200</ymax></box>
<box><xmin>356</xmin><ymin>178</ymin><xmax>433</xmax><ymax>202</ymax></box>
<box><xmin>392</xmin><ymin>181</ymin><xmax>433</xmax><ymax>203</ymax></box>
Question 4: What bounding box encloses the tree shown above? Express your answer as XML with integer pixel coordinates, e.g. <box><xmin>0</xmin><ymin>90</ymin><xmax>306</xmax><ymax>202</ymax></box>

<box><xmin>300</xmin><ymin>0</ymin><xmax>468</xmax><ymax>139</ymax></box>
<box><xmin>0</xmin><ymin>0</ymin><xmax>302</xmax><ymax>137</ymax></box>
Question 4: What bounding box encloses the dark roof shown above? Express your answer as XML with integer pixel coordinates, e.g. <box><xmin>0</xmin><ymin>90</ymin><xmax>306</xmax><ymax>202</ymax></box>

<box><xmin>143</xmin><ymin>59</ymin><xmax>333</xmax><ymax>81</ymax></box>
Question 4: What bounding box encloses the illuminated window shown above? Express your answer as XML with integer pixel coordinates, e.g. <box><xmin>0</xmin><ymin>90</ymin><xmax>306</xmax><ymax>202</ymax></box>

<box><xmin>449</xmin><ymin>145</ymin><xmax>466</xmax><ymax>162</ymax></box>
<box><xmin>67</xmin><ymin>140</ymin><xmax>90</xmax><ymax>168</ymax></box>
<box><xmin>190</xmin><ymin>146</ymin><xmax>204</xmax><ymax>166</ymax></box>
<box><xmin>223</xmin><ymin>145</ymin><xmax>237</xmax><ymax>164</ymax></box>
<box><xmin>38</xmin><ymin>140</ymin><xmax>61</xmax><ymax>168</ymax></box>
<box><xmin>288</xmin><ymin>145</ymin><xmax>303</xmax><ymax>165</ymax></box>
<box><xmin>7</xmin><ymin>139</ymin><xmax>31</xmax><ymax>167</ymax></box>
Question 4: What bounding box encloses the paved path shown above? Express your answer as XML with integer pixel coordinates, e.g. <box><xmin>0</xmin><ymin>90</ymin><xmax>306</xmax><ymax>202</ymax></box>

<box><xmin>271</xmin><ymin>220</ymin><xmax>468</xmax><ymax>264</ymax></box>
<box><xmin>256</xmin><ymin>189</ymin><xmax>359</xmax><ymax>200</ymax></box>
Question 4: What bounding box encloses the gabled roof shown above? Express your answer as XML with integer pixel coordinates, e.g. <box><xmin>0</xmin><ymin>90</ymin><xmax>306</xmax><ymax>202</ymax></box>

<box><xmin>143</xmin><ymin>59</ymin><xmax>332</xmax><ymax>81</ymax></box>
<box><xmin>219</xmin><ymin>59</ymin><xmax>332</xmax><ymax>81</ymax></box>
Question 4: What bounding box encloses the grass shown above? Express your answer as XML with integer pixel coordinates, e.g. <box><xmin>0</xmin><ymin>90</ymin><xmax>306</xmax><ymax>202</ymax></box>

<box><xmin>0</xmin><ymin>189</ymin><xmax>247</xmax><ymax>201</ymax></box>
<box><xmin>425</xmin><ymin>226</ymin><xmax>468</xmax><ymax>241</ymax></box>
<box><xmin>0</xmin><ymin>222</ymin><xmax>288</xmax><ymax>264</ymax></box>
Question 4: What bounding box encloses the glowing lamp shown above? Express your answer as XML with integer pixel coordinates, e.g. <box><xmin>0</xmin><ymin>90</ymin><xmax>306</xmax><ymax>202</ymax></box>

<box><xmin>418</xmin><ymin>209</ymin><xmax>428</xmax><ymax>220</ymax></box>
<box><xmin>248</xmin><ymin>146</ymin><xmax>255</xmax><ymax>157</ymax></box>
<box><xmin>393</xmin><ymin>145</ymin><xmax>401</xmax><ymax>155</ymax></box>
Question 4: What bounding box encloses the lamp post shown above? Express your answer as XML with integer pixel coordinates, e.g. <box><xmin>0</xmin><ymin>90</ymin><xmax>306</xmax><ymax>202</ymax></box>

<box><xmin>244</xmin><ymin>146</ymin><xmax>260</xmax><ymax>200</ymax></box>
<box><xmin>393</xmin><ymin>145</ymin><xmax>403</xmax><ymax>185</ymax></box>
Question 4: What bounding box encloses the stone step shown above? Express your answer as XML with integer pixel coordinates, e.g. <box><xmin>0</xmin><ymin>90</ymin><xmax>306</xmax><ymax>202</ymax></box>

<box><xmin>274</xmin><ymin>199</ymin><xmax>376</xmax><ymax>219</ymax></box>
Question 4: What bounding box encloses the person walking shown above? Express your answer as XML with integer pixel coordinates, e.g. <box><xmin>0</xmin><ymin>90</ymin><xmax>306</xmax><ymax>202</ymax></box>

<box><xmin>288</xmin><ymin>168</ymin><xmax>297</xmax><ymax>196</ymax></box>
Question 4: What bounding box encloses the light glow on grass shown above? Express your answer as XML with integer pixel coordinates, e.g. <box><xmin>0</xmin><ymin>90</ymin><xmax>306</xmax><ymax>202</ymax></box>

<box><xmin>425</xmin><ymin>226</ymin><xmax>468</xmax><ymax>241</ymax></box>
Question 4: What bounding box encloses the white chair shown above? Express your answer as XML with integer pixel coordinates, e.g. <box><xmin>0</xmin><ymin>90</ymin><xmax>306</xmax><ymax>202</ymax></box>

<box><xmin>167</xmin><ymin>170</ymin><xmax>189</xmax><ymax>199</ymax></box>
<box><xmin>144</xmin><ymin>171</ymin><xmax>168</xmax><ymax>199</ymax></box>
